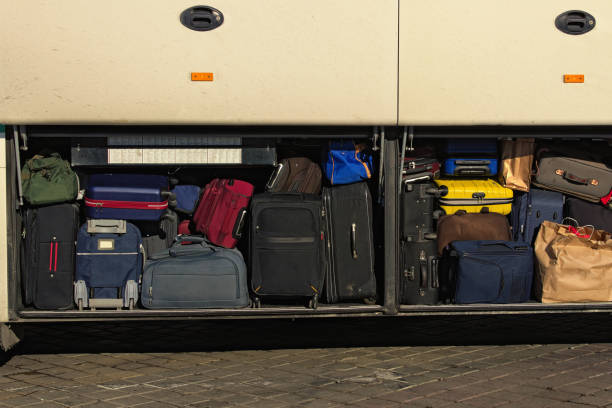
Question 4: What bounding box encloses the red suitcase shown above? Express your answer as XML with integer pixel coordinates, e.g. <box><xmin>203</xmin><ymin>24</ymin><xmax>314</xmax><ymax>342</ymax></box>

<box><xmin>192</xmin><ymin>179</ymin><xmax>254</xmax><ymax>248</ymax></box>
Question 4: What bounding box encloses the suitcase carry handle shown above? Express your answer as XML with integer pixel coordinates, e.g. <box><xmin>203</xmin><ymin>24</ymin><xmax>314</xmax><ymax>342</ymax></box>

<box><xmin>350</xmin><ymin>223</ymin><xmax>358</xmax><ymax>259</ymax></box>
<box><xmin>232</xmin><ymin>208</ymin><xmax>247</xmax><ymax>239</ymax></box>
<box><xmin>556</xmin><ymin>169</ymin><xmax>596</xmax><ymax>186</ymax></box>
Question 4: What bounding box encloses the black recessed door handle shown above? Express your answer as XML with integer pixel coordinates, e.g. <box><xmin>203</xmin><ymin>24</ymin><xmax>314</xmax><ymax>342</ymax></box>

<box><xmin>180</xmin><ymin>6</ymin><xmax>224</xmax><ymax>31</ymax></box>
<box><xmin>555</xmin><ymin>10</ymin><xmax>595</xmax><ymax>35</ymax></box>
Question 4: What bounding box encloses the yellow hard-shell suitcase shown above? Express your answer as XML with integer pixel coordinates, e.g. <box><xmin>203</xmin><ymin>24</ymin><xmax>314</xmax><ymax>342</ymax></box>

<box><xmin>434</xmin><ymin>179</ymin><xmax>513</xmax><ymax>215</ymax></box>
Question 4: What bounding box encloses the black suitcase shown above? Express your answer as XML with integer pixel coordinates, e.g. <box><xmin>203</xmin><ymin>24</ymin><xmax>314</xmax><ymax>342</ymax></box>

<box><xmin>322</xmin><ymin>183</ymin><xmax>377</xmax><ymax>303</ymax></box>
<box><xmin>565</xmin><ymin>197</ymin><xmax>612</xmax><ymax>232</ymax></box>
<box><xmin>400</xmin><ymin>240</ymin><xmax>440</xmax><ymax>305</ymax></box>
<box><xmin>250</xmin><ymin>193</ymin><xmax>325</xmax><ymax>308</ymax></box>
<box><xmin>22</xmin><ymin>203</ymin><xmax>79</xmax><ymax>310</ymax></box>
<box><xmin>401</xmin><ymin>181</ymin><xmax>438</xmax><ymax>241</ymax></box>
<box><xmin>136</xmin><ymin>210</ymin><xmax>179</xmax><ymax>258</ymax></box>
<box><xmin>399</xmin><ymin>182</ymin><xmax>440</xmax><ymax>305</ymax></box>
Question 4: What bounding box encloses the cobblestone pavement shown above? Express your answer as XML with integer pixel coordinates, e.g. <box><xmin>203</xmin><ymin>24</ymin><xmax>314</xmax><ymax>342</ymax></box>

<box><xmin>0</xmin><ymin>313</ymin><xmax>611</xmax><ymax>407</ymax></box>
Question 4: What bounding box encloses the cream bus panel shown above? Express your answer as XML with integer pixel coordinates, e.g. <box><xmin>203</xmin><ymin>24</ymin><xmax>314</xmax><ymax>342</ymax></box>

<box><xmin>399</xmin><ymin>1</ymin><xmax>612</xmax><ymax>125</ymax></box>
<box><xmin>0</xmin><ymin>0</ymin><xmax>397</xmax><ymax>125</ymax></box>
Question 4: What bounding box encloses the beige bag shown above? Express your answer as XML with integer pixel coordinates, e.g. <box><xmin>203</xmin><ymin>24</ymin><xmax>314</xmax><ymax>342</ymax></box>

<box><xmin>534</xmin><ymin>220</ymin><xmax>612</xmax><ymax>303</ymax></box>
<box><xmin>499</xmin><ymin>138</ymin><xmax>534</xmax><ymax>192</ymax></box>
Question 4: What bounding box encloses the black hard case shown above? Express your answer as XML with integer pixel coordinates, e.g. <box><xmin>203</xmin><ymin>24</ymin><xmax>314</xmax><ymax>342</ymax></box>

<box><xmin>250</xmin><ymin>193</ymin><xmax>325</xmax><ymax>303</ymax></box>
<box><xmin>399</xmin><ymin>182</ymin><xmax>440</xmax><ymax>305</ymax></box>
<box><xmin>322</xmin><ymin>183</ymin><xmax>377</xmax><ymax>303</ymax></box>
<box><xmin>400</xmin><ymin>240</ymin><xmax>440</xmax><ymax>305</ymax></box>
<box><xmin>400</xmin><ymin>182</ymin><xmax>438</xmax><ymax>241</ymax></box>
<box><xmin>22</xmin><ymin>203</ymin><xmax>79</xmax><ymax>310</ymax></box>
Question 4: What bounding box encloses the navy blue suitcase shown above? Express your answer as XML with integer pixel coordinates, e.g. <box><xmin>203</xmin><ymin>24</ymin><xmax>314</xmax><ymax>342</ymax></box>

<box><xmin>74</xmin><ymin>220</ymin><xmax>144</xmax><ymax>310</ymax></box>
<box><xmin>451</xmin><ymin>240</ymin><xmax>533</xmax><ymax>304</ymax></box>
<box><xmin>85</xmin><ymin>174</ymin><xmax>170</xmax><ymax>221</ymax></box>
<box><xmin>444</xmin><ymin>139</ymin><xmax>498</xmax><ymax>155</ymax></box>
<box><xmin>443</xmin><ymin>158</ymin><xmax>498</xmax><ymax>176</ymax></box>
<box><xmin>512</xmin><ymin>189</ymin><xmax>564</xmax><ymax>244</ymax></box>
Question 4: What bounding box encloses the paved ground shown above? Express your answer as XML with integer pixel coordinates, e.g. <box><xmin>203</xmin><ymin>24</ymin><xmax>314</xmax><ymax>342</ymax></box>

<box><xmin>0</xmin><ymin>313</ymin><xmax>611</xmax><ymax>407</ymax></box>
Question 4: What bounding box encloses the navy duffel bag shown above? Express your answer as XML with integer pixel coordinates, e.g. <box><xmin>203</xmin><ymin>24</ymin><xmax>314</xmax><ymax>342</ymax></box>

<box><xmin>451</xmin><ymin>240</ymin><xmax>534</xmax><ymax>304</ymax></box>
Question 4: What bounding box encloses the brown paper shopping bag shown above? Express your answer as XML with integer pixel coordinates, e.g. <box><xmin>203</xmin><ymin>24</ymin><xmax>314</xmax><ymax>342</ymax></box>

<box><xmin>499</xmin><ymin>138</ymin><xmax>534</xmax><ymax>192</ymax></box>
<box><xmin>534</xmin><ymin>220</ymin><xmax>612</xmax><ymax>303</ymax></box>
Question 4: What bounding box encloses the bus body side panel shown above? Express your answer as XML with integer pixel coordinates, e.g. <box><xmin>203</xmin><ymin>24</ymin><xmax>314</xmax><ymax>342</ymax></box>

<box><xmin>0</xmin><ymin>131</ymin><xmax>8</xmax><ymax>323</ymax></box>
<box><xmin>398</xmin><ymin>0</ymin><xmax>612</xmax><ymax>125</ymax></box>
<box><xmin>0</xmin><ymin>0</ymin><xmax>397</xmax><ymax>125</ymax></box>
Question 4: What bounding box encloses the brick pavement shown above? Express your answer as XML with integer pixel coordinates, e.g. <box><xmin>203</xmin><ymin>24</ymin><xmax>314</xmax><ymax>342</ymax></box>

<box><xmin>0</xmin><ymin>314</ymin><xmax>610</xmax><ymax>407</ymax></box>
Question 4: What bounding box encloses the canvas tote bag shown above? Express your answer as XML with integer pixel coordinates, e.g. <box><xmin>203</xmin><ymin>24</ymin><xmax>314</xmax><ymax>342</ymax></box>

<box><xmin>499</xmin><ymin>138</ymin><xmax>535</xmax><ymax>192</ymax></box>
<box><xmin>534</xmin><ymin>220</ymin><xmax>612</xmax><ymax>303</ymax></box>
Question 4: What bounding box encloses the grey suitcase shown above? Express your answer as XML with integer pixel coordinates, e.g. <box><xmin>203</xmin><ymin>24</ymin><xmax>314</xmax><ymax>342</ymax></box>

<box><xmin>138</xmin><ymin>210</ymin><xmax>179</xmax><ymax>258</ymax></box>
<box><xmin>141</xmin><ymin>236</ymin><xmax>249</xmax><ymax>309</ymax></box>
<box><xmin>533</xmin><ymin>145</ymin><xmax>612</xmax><ymax>203</ymax></box>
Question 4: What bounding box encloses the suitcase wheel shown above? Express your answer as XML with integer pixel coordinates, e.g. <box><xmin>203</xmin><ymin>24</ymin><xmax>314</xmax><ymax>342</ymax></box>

<box><xmin>128</xmin><ymin>298</ymin><xmax>135</xmax><ymax>311</ymax></box>
<box><xmin>77</xmin><ymin>299</ymin><xmax>83</xmax><ymax>312</ymax></box>
<box><xmin>251</xmin><ymin>297</ymin><xmax>261</xmax><ymax>309</ymax></box>
<box><xmin>363</xmin><ymin>296</ymin><xmax>377</xmax><ymax>305</ymax></box>
<box><xmin>308</xmin><ymin>294</ymin><xmax>318</xmax><ymax>310</ymax></box>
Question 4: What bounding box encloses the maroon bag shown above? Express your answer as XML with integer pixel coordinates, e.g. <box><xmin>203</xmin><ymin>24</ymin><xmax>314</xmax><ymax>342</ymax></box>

<box><xmin>192</xmin><ymin>179</ymin><xmax>254</xmax><ymax>248</ymax></box>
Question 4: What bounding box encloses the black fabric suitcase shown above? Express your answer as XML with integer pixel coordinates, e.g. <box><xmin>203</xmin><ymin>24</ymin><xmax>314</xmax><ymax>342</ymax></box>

<box><xmin>565</xmin><ymin>197</ymin><xmax>612</xmax><ymax>232</ymax></box>
<box><xmin>322</xmin><ymin>183</ymin><xmax>377</xmax><ymax>303</ymax></box>
<box><xmin>137</xmin><ymin>210</ymin><xmax>179</xmax><ymax>258</ymax></box>
<box><xmin>250</xmin><ymin>193</ymin><xmax>325</xmax><ymax>308</ymax></box>
<box><xmin>22</xmin><ymin>203</ymin><xmax>79</xmax><ymax>309</ymax></box>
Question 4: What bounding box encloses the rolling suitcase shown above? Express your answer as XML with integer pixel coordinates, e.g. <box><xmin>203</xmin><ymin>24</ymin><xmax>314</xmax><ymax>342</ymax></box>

<box><xmin>85</xmin><ymin>174</ymin><xmax>170</xmax><ymax>220</ymax></box>
<box><xmin>137</xmin><ymin>210</ymin><xmax>179</xmax><ymax>258</ymax></box>
<box><xmin>451</xmin><ymin>241</ymin><xmax>533</xmax><ymax>304</ymax></box>
<box><xmin>266</xmin><ymin>157</ymin><xmax>322</xmax><ymax>194</ymax></box>
<box><xmin>565</xmin><ymin>197</ymin><xmax>612</xmax><ymax>232</ymax></box>
<box><xmin>22</xmin><ymin>203</ymin><xmax>79</xmax><ymax>310</ymax></box>
<box><xmin>399</xmin><ymin>182</ymin><xmax>440</xmax><ymax>304</ymax></box>
<box><xmin>403</xmin><ymin>147</ymin><xmax>440</xmax><ymax>184</ymax></box>
<box><xmin>74</xmin><ymin>220</ymin><xmax>143</xmax><ymax>310</ymax></box>
<box><xmin>192</xmin><ymin>178</ymin><xmax>254</xmax><ymax>249</ymax></box>
<box><xmin>434</xmin><ymin>179</ymin><xmax>513</xmax><ymax>215</ymax></box>
<box><xmin>400</xmin><ymin>240</ymin><xmax>440</xmax><ymax>305</ymax></box>
<box><xmin>322</xmin><ymin>183</ymin><xmax>377</xmax><ymax>303</ymax></box>
<box><xmin>533</xmin><ymin>144</ymin><xmax>612</xmax><ymax>203</ymax></box>
<box><xmin>141</xmin><ymin>236</ymin><xmax>249</xmax><ymax>309</ymax></box>
<box><xmin>250</xmin><ymin>193</ymin><xmax>325</xmax><ymax>308</ymax></box>
<box><xmin>444</xmin><ymin>139</ymin><xmax>498</xmax><ymax>176</ymax></box>
<box><xmin>512</xmin><ymin>189</ymin><xmax>564</xmax><ymax>244</ymax></box>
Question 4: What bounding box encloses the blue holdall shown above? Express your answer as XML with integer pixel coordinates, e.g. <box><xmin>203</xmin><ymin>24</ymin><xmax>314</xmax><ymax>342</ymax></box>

<box><xmin>324</xmin><ymin>140</ymin><xmax>373</xmax><ymax>185</ymax></box>
<box><xmin>451</xmin><ymin>240</ymin><xmax>533</xmax><ymax>304</ymax></box>
<box><xmin>170</xmin><ymin>185</ymin><xmax>201</xmax><ymax>215</ymax></box>
<box><xmin>74</xmin><ymin>219</ymin><xmax>144</xmax><ymax>310</ymax></box>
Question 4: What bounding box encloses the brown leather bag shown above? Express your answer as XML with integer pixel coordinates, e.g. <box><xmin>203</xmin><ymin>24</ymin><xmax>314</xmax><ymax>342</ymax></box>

<box><xmin>436</xmin><ymin>212</ymin><xmax>512</xmax><ymax>254</ymax></box>
<box><xmin>266</xmin><ymin>157</ymin><xmax>322</xmax><ymax>194</ymax></box>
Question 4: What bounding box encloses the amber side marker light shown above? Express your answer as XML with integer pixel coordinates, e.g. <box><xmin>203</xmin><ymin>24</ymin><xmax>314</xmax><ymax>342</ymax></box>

<box><xmin>564</xmin><ymin>74</ymin><xmax>584</xmax><ymax>83</ymax></box>
<box><xmin>191</xmin><ymin>72</ymin><xmax>214</xmax><ymax>81</ymax></box>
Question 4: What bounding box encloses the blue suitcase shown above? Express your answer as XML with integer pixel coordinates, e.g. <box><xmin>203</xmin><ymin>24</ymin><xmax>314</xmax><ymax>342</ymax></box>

<box><xmin>512</xmin><ymin>189</ymin><xmax>564</xmax><ymax>244</ymax></box>
<box><xmin>445</xmin><ymin>139</ymin><xmax>498</xmax><ymax>155</ymax></box>
<box><xmin>451</xmin><ymin>240</ymin><xmax>533</xmax><ymax>304</ymax></box>
<box><xmin>74</xmin><ymin>220</ymin><xmax>144</xmax><ymax>310</ymax></box>
<box><xmin>443</xmin><ymin>158</ymin><xmax>498</xmax><ymax>176</ymax></box>
<box><xmin>85</xmin><ymin>174</ymin><xmax>169</xmax><ymax>221</ymax></box>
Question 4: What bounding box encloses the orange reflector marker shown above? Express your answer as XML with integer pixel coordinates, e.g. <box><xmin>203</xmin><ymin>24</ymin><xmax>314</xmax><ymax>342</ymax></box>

<box><xmin>564</xmin><ymin>74</ymin><xmax>584</xmax><ymax>83</ymax></box>
<box><xmin>191</xmin><ymin>72</ymin><xmax>214</xmax><ymax>81</ymax></box>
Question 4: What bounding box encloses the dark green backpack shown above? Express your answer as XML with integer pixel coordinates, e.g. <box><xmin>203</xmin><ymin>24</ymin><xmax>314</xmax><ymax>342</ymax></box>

<box><xmin>21</xmin><ymin>153</ymin><xmax>78</xmax><ymax>205</ymax></box>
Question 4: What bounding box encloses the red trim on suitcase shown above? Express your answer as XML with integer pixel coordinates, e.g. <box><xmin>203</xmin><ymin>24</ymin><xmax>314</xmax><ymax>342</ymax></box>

<box><xmin>85</xmin><ymin>198</ymin><xmax>168</xmax><ymax>210</ymax></box>
<box><xmin>48</xmin><ymin>245</ymin><xmax>53</xmax><ymax>271</ymax></box>
<box><xmin>54</xmin><ymin>242</ymin><xmax>58</xmax><ymax>272</ymax></box>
